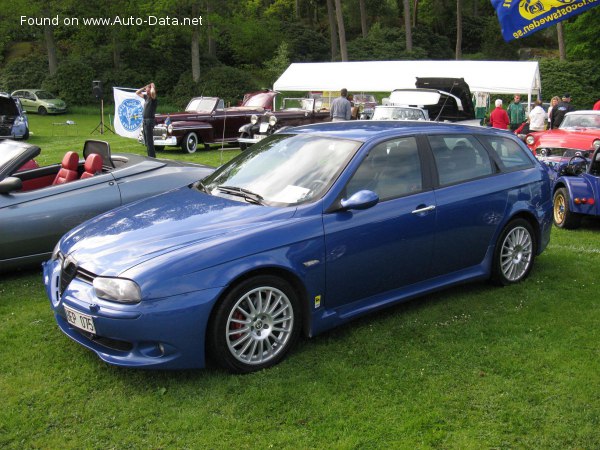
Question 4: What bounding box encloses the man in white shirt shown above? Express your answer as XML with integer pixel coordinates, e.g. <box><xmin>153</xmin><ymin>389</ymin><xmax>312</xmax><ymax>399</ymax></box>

<box><xmin>528</xmin><ymin>100</ymin><xmax>547</xmax><ymax>132</ymax></box>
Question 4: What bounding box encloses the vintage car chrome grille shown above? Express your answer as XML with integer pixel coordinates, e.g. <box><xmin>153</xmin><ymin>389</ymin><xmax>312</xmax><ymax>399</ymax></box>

<box><xmin>153</xmin><ymin>126</ymin><xmax>167</xmax><ymax>137</ymax></box>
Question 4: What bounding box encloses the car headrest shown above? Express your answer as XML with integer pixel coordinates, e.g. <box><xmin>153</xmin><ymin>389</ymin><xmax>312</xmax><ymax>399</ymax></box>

<box><xmin>84</xmin><ymin>153</ymin><xmax>103</xmax><ymax>173</ymax></box>
<box><xmin>62</xmin><ymin>151</ymin><xmax>79</xmax><ymax>170</ymax></box>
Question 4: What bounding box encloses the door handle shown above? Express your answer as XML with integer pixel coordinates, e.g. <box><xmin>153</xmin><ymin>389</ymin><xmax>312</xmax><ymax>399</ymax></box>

<box><xmin>411</xmin><ymin>205</ymin><xmax>436</xmax><ymax>214</ymax></box>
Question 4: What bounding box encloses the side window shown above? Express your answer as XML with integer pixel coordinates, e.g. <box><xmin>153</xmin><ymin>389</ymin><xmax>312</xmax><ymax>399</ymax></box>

<box><xmin>481</xmin><ymin>136</ymin><xmax>534</xmax><ymax>170</ymax></box>
<box><xmin>429</xmin><ymin>135</ymin><xmax>494</xmax><ymax>186</ymax></box>
<box><xmin>346</xmin><ymin>137</ymin><xmax>422</xmax><ymax>201</ymax></box>
<box><xmin>217</xmin><ymin>99</ymin><xmax>225</xmax><ymax>110</ymax></box>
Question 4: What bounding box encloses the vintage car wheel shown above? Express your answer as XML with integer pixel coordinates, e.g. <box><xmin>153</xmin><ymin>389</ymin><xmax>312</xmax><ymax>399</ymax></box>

<box><xmin>181</xmin><ymin>132</ymin><xmax>198</xmax><ymax>153</ymax></box>
<box><xmin>38</xmin><ymin>106</ymin><xmax>47</xmax><ymax>115</ymax></box>
<box><xmin>208</xmin><ymin>275</ymin><xmax>301</xmax><ymax>374</ymax></box>
<box><xmin>553</xmin><ymin>188</ymin><xmax>582</xmax><ymax>229</ymax></box>
<box><xmin>491</xmin><ymin>218</ymin><xmax>535</xmax><ymax>286</ymax></box>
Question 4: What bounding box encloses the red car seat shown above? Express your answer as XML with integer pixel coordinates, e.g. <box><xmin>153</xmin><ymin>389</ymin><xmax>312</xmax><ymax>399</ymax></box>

<box><xmin>52</xmin><ymin>151</ymin><xmax>79</xmax><ymax>185</ymax></box>
<box><xmin>80</xmin><ymin>153</ymin><xmax>103</xmax><ymax>179</ymax></box>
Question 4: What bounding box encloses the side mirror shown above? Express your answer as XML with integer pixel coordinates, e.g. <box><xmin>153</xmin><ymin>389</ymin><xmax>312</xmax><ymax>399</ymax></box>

<box><xmin>0</xmin><ymin>177</ymin><xmax>23</xmax><ymax>194</ymax></box>
<box><xmin>340</xmin><ymin>190</ymin><xmax>379</xmax><ymax>211</ymax></box>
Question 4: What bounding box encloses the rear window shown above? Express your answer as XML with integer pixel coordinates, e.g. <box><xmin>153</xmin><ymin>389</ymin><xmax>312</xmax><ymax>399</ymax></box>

<box><xmin>481</xmin><ymin>136</ymin><xmax>534</xmax><ymax>170</ymax></box>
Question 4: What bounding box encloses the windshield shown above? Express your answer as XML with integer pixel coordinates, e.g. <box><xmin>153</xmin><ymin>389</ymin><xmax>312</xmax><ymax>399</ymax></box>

<box><xmin>35</xmin><ymin>91</ymin><xmax>56</xmax><ymax>100</ymax></box>
<box><xmin>354</xmin><ymin>94</ymin><xmax>375</xmax><ymax>103</ymax></box>
<box><xmin>186</xmin><ymin>98</ymin><xmax>218</xmax><ymax>112</ymax></box>
<box><xmin>203</xmin><ymin>134</ymin><xmax>361</xmax><ymax>206</ymax></box>
<box><xmin>560</xmin><ymin>114</ymin><xmax>600</xmax><ymax>129</ymax></box>
<box><xmin>372</xmin><ymin>107</ymin><xmax>426</xmax><ymax>121</ymax></box>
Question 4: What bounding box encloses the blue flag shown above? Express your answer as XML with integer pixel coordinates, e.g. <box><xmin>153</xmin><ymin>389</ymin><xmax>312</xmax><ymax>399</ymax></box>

<box><xmin>491</xmin><ymin>0</ymin><xmax>600</xmax><ymax>42</ymax></box>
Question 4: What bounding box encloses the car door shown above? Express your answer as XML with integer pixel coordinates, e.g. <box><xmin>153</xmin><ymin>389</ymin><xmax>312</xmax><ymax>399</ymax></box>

<box><xmin>0</xmin><ymin>173</ymin><xmax>121</xmax><ymax>264</ymax></box>
<box><xmin>323</xmin><ymin>136</ymin><xmax>436</xmax><ymax>309</ymax></box>
<box><xmin>426</xmin><ymin>134</ymin><xmax>507</xmax><ymax>277</ymax></box>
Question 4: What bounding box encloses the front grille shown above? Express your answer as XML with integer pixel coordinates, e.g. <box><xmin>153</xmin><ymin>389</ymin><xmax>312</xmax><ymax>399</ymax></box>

<box><xmin>59</xmin><ymin>257</ymin><xmax>96</xmax><ymax>294</ymax></box>
<box><xmin>76</xmin><ymin>329</ymin><xmax>133</xmax><ymax>352</ymax></box>
<box><xmin>153</xmin><ymin>126</ymin><xmax>167</xmax><ymax>137</ymax></box>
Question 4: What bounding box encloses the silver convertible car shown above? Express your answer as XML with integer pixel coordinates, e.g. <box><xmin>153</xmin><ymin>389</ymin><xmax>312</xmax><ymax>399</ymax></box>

<box><xmin>0</xmin><ymin>140</ymin><xmax>214</xmax><ymax>272</ymax></box>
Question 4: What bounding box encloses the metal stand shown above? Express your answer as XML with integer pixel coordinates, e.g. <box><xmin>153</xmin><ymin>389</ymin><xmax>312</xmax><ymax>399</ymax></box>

<box><xmin>91</xmin><ymin>99</ymin><xmax>114</xmax><ymax>135</ymax></box>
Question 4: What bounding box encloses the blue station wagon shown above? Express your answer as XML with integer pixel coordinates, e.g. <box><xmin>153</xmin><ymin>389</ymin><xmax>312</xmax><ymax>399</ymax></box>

<box><xmin>44</xmin><ymin>121</ymin><xmax>553</xmax><ymax>373</ymax></box>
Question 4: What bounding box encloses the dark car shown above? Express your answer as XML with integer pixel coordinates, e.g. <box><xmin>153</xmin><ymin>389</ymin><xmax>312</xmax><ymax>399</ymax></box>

<box><xmin>388</xmin><ymin>77</ymin><xmax>476</xmax><ymax>123</ymax></box>
<box><xmin>537</xmin><ymin>147</ymin><xmax>600</xmax><ymax>229</ymax></box>
<box><xmin>150</xmin><ymin>91</ymin><xmax>277</xmax><ymax>153</ymax></box>
<box><xmin>0</xmin><ymin>139</ymin><xmax>213</xmax><ymax>272</ymax></box>
<box><xmin>0</xmin><ymin>92</ymin><xmax>29</xmax><ymax>140</ymax></box>
<box><xmin>238</xmin><ymin>96</ymin><xmax>330</xmax><ymax>149</ymax></box>
<box><xmin>44</xmin><ymin>121</ymin><xmax>551</xmax><ymax>373</ymax></box>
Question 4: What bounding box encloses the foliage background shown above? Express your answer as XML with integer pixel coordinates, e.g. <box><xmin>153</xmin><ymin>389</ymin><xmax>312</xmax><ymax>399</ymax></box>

<box><xmin>0</xmin><ymin>0</ymin><xmax>599</xmax><ymax>109</ymax></box>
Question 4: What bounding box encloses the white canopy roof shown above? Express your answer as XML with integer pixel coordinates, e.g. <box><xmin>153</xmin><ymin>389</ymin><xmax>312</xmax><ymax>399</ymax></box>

<box><xmin>273</xmin><ymin>60</ymin><xmax>541</xmax><ymax>97</ymax></box>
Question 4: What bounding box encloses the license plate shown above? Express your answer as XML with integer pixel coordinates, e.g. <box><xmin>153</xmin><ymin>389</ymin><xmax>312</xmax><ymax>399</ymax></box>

<box><xmin>259</xmin><ymin>122</ymin><xmax>269</xmax><ymax>133</ymax></box>
<box><xmin>64</xmin><ymin>305</ymin><xmax>96</xmax><ymax>334</ymax></box>
<box><xmin>255</xmin><ymin>134</ymin><xmax>267</xmax><ymax>141</ymax></box>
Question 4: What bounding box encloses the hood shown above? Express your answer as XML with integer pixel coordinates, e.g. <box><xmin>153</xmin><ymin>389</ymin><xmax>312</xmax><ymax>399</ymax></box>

<box><xmin>537</xmin><ymin>129</ymin><xmax>600</xmax><ymax>151</ymax></box>
<box><xmin>0</xmin><ymin>96</ymin><xmax>20</xmax><ymax>116</ymax></box>
<box><xmin>62</xmin><ymin>186</ymin><xmax>296</xmax><ymax>276</ymax></box>
<box><xmin>41</xmin><ymin>98</ymin><xmax>66</xmax><ymax>107</ymax></box>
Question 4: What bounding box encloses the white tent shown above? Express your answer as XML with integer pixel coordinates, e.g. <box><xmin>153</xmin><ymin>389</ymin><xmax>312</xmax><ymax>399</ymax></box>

<box><xmin>273</xmin><ymin>60</ymin><xmax>542</xmax><ymax>105</ymax></box>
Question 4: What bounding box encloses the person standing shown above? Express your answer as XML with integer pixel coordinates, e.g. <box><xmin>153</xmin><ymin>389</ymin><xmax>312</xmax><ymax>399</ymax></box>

<box><xmin>136</xmin><ymin>82</ymin><xmax>158</xmax><ymax>158</ymax></box>
<box><xmin>506</xmin><ymin>94</ymin><xmax>526</xmax><ymax>131</ymax></box>
<box><xmin>551</xmin><ymin>93</ymin><xmax>575</xmax><ymax>129</ymax></box>
<box><xmin>528</xmin><ymin>100</ymin><xmax>547</xmax><ymax>132</ymax></box>
<box><xmin>547</xmin><ymin>96</ymin><xmax>560</xmax><ymax>129</ymax></box>
<box><xmin>330</xmin><ymin>88</ymin><xmax>352</xmax><ymax>121</ymax></box>
<box><xmin>489</xmin><ymin>99</ymin><xmax>509</xmax><ymax>130</ymax></box>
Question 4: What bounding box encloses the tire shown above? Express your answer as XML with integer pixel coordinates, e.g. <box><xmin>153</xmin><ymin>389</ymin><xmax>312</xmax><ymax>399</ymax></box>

<box><xmin>208</xmin><ymin>275</ymin><xmax>301</xmax><ymax>374</ymax></box>
<box><xmin>239</xmin><ymin>132</ymin><xmax>249</xmax><ymax>151</ymax></box>
<box><xmin>23</xmin><ymin>129</ymin><xmax>29</xmax><ymax>140</ymax></box>
<box><xmin>155</xmin><ymin>145</ymin><xmax>165</xmax><ymax>152</ymax></box>
<box><xmin>491</xmin><ymin>218</ymin><xmax>536</xmax><ymax>286</ymax></box>
<box><xmin>38</xmin><ymin>106</ymin><xmax>47</xmax><ymax>115</ymax></box>
<box><xmin>181</xmin><ymin>132</ymin><xmax>198</xmax><ymax>153</ymax></box>
<box><xmin>553</xmin><ymin>188</ymin><xmax>582</xmax><ymax>229</ymax></box>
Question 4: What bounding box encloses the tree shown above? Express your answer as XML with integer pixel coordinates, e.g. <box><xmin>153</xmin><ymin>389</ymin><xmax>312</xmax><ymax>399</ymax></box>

<box><xmin>404</xmin><ymin>0</ymin><xmax>413</xmax><ymax>52</ymax></box>
<box><xmin>326</xmin><ymin>0</ymin><xmax>339</xmax><ymax>60</ymax></box>
<box><xmin>455</xmin><ymin>0</ymin><xmax>462</xmax><ymax>59</ymax></box>
<box><xmin>334</xmin><ymin>0</ymin><xmax>348</xmax><ymax>61</ymax></box>
<box><xmin>557</xmin><ymin>22</ymin><xmax>566</xmax><ymax>61</ymax></box>
<box><xmin>359</xmin><ymin>0</ymin><xmax>368</xmax><ymax>37</ymax></box>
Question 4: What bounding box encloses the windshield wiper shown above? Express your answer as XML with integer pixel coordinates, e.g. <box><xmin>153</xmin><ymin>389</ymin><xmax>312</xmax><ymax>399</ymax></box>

<box><xmin>193</xmin><ymin>180</ymin><xmax>210</xmax><ymax>194</ymax></box>
<box><xmin>217</xmin><ymin>185</ymin><xmax>265</xmax><ymax>205</ymax></box>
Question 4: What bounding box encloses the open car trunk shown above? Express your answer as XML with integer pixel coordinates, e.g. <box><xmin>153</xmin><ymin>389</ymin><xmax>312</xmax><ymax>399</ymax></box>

<box><xmin>0</xmin><ymin>97</ymin><xmax>19</xmax><ymax>137</ymax></box>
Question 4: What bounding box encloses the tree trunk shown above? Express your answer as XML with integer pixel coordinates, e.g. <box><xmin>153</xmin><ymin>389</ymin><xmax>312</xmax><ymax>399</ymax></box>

<box><xmin>296</xmin><ymin>0</ymin><xmax>300</xmax><ymax>19</ymax></box>
<box><xmin>413</xmin><ymin>0</ymin><xmax>419</xmax><ymax>27</ymax></box>
<box><xmin>404</xmin><ymin>0</ymin><xmax>412</xmax><ymax>52</ymax></box>
<box><xmin>334</xmin><ymin>0</ymin><xmax>348</xmax><ymax>61</ymax></box>
<box><xmin>112</xmin><ymin>34</ymin><xmax>121</xmax><ymax>70</ymax></box>
<box><xmin>557</xmin><ymin>22</ymin><xmax>566</xmax><ymax>61</ymax></box>
<box><xmin>359</xmin><ymin>0</ymin><xmax>368</xmax><ymax>37</ymax></box>
<box><xmin>326</xmin><ymin>0</ymin><xmax>339</xmax><ymax>60</ymax></box>
<box><xmin>43</xmin><ymin>23</ymin><xmax>58</xmax><ymax>76</ymax></box>
<box><xmin>206</xmin><ymin>0</ymin><xmax>216</xmax><ymax>58</ymax></box>
<box><xmin>191</xmin><ymin>3</ymin><xmax>201</xmax><ymax>82</ymax></box>
<box><xmin>455</xmin><ymin>0</ymin><xmax>462</xmax><ymax>60</ymax></box>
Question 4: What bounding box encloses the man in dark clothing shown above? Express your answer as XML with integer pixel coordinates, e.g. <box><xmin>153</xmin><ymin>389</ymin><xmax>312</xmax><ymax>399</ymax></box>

<box><xmin>551</xmin><ymin>93</ymin><xmax>575</xmax><ymax>129</ymax></box>
<box><xmin>136</xmin><ymin>83</ymin><xmax>158</xmax><ymax>158</ymax></box>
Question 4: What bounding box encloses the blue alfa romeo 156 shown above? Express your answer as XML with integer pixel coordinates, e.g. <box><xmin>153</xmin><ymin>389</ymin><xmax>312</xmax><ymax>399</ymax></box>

<box><xmin>44</xmin><ymin>121</ymin><xmax>553</xmax><ymax>373</ymax></box>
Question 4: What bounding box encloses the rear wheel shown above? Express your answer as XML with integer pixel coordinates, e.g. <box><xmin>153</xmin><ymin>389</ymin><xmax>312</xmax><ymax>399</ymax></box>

<box><xmin>181</xmin><ymin>132</ymin><xmax>198</xmax><ymax>153</ymax></box>
<box><xmin>208</xmin><ymin>275</ymin><xmax>301</xmax><ymax>374</ymax></box>
<box><xmin>553</xmin><ymin>188</ymin><xmax>582</xmax><ymax>229</ymax></box>
<box><xmin>491</xmin><ymin>218</ymin><xmax>536</xmax><ymax>285</ymax></box>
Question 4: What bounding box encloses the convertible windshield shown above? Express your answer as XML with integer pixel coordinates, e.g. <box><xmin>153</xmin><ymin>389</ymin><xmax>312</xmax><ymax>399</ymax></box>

<box><xmin>186</xmin><ymin>98</ymin><xmax>218</xmax><ymax>112</ymax></box>
<box><xmin>203</xmin><ymin>134</ymin><xmax>361</xmax><ymax>206</ymax></box>
<box><xmin>560</xmin><ymin>113</ymin><xmax>600</xmax><ymax>129</ymax></box>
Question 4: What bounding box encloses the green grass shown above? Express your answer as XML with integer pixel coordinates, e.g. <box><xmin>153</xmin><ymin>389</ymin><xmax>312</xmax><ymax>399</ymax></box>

<box><xmin>2</xmin><ymin>113</ymin><xmax>600</xmax><ymax>448</ymax></box>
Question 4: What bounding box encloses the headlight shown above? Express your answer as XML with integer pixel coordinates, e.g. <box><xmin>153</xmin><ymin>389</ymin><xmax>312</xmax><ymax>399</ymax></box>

<box><xmin>593</xmin><ymin>139</ymin><xmax>600</xmax><ymax>150</ymax></box>
<box><xmin>51</xmin><ymin>242</ymin><xmax>62</xmax><ymax>261</ymax></box>
<box><xmin>93</xmin><ymin>277</ymin><xmax>141</xmax><ymax>303</ymax></box>
<box><xmin>167</xmin><ymin>124</ymin><xmax>173</xmax><ymax>134</ymax></box>
<box><xmin>268</xmin><ymin>115</ymin><xmax>277</xmax><ymax>127</ymax></box>
<box><xmin>525</xmin><ymin>135</ymin><xmax>535</xmax><ymax>145</ymax></box>
<box><xmin>14</xmin><ymin>116</ymin><xmax>25</xmax><ymax>126</ymax></box>
<box><xmin>250</xmin><ymin>114</ymin><xmax>258</xmax><ymax>125</ymax></box>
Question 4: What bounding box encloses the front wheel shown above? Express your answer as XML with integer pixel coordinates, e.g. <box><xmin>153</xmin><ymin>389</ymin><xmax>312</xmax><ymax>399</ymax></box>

<box><xmin>38</xmin><ymin>106</ymin><xmax>47</xmax><ymax>115</ymax></box>
<box><xmin>491</xmin><ymin>218</ymin><xmax>536</xmax><ymax>286</ymax></box>
<box><xmin>239</xmin><ymin>132</ymin><xmax>249</xmax><ymax>151</ymax></box>
<box><xmin>181</xmin><ymin>132</ymin><xmax>198</xmax><ymax>153</ymax></box>
<box><xmin>208</xmin><ymin>275</ymin><xmax>301</xmax><ymax>374</ymax></box>
<box><xmin>553</xmin><ymin>188</ymin><xmax>582</xmax><ymax>229</ymax></box>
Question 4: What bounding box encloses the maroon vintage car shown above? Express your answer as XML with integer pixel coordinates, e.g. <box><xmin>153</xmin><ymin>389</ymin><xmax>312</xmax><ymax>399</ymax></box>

<box><xmin>238</xmin><ymin>96</ymin><xmax>331</xmax><ymax>149</ymax></box>
<box><xmin>151</xmin><ymin>90</ymin><xmax>277</xmax><ymax>153</ymax></box>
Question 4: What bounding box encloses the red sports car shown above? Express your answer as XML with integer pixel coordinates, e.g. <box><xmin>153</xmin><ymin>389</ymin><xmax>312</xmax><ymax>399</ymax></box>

<box><xmin>525</xmin><ymin>110</ymin><xmax>600</xmax><ymax>157</ymax></box>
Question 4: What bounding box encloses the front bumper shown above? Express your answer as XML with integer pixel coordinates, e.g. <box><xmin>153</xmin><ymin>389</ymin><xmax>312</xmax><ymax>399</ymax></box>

<box><xmin>43</xmin><ymin>259</ymin><xmax>219</xmax><ymax>370</ymax></box>
<box><xmin>238</xmin><ymin>134</ymin><xmax>268</xmax><ymax>145</ymax></box>
<box><xmin>153</xmin><ymin>136</ymin><xmax>178</xmax><ymax>146</ymax></box>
